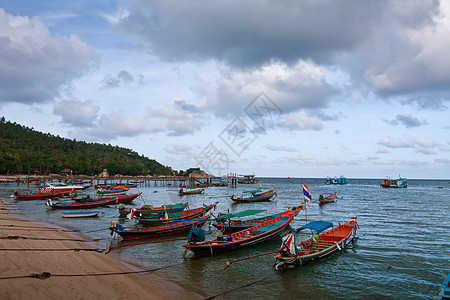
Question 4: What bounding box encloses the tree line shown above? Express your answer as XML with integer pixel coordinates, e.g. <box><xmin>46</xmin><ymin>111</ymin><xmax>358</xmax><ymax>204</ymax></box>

<box><xmin>0</xmin><ymin>117</ymin><xmax>173</xmax><ymax>176</ymax></box>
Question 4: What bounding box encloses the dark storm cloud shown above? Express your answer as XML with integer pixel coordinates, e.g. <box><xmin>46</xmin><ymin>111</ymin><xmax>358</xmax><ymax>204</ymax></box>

<box><xmin>383</xmin><ymin>114</ymin><xmax>428</xmax><ymax>128</ymax></box>
<box><xmin>119</xmin><ymin>0</ymin><xmax>384</xmax><ymax>67</ymax></box>
<box><xmin>101</xmin><ymin>70</ymin><xmax>134</xmax><ymax>89</ymax></box>
<box><xmin>118</xmin><ymin>0</ymin><xmax>450</xmax><ymax>107</ymax></box>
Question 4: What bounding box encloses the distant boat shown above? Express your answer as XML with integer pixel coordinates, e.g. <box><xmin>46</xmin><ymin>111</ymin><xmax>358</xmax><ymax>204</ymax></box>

<box><xmin>319</xmin><ymin>192</ymin><xmax>337</xmax><ymax>205</ymax></box>
<box><xmin>238</xmin><ymin>174</ymin><xmax>257</xmax><ymax>184</ymax></box>
<box><xmin>325</xmin><ymin>176</ymin><xmax>347</xmax><ymax>185</ymax></box>
<box><xmin>230</xmin><ymin>188</ymin><xmax>276</xmax><ymax>203</ymax></box>
<box><xmin>178</xmin><ymin>187</ymin><xmax>204</xmax><ymax>196</ymax></box>
<box><xmin>380</xmin><ymin>176</ymin><xmax>407</xmax><ymax>188</ymax></box>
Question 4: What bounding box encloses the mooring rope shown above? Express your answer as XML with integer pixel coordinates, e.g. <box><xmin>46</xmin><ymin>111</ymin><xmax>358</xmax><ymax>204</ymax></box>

<box><xmin>106</xmin><ymin>237</ymin><xmax>188</xmax><ymax>254</ymax></box>
<box><xmin>204</xmin><ymin>275</ymin><xmax>272</xmax><ymax>299</ymax></box>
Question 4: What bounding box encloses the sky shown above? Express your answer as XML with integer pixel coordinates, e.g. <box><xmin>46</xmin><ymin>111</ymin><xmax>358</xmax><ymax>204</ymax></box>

<box><xmin>0</xmin><ymin>0</ymin><xmax>449</xmax><ymax>179</ymax></box>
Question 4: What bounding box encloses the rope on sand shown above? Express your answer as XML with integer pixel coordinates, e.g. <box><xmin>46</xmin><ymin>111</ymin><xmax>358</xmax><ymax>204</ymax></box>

<box><xmin>0</xmin><ymin>235</ymin><xmax>103</xmax><ymax>242</ymax></box>
<box><xmin>0</xmin><ymin>248</ymin><xmax>104</xmax><ymax>252</ymax></box>
<box><xmin>0</xmin><ymin>263</ymin><xmax>183</xmax><ymax>280</ymax></box>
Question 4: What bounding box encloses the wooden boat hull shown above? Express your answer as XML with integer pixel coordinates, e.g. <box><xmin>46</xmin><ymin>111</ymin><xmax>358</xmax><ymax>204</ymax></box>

<box><xmin>230</xmin><ymin>193</ymin><xmax>274</xmax><ymax>203</ymax></box>
<box><xmin>137</xmin><ymin>204</ymin><xmax>216</xmax><ymax>226</ymax></box>
<box><xmin>97</xmin><ymin>189</ymin><xmax>130</xmax><ymax>195</ymax></box>
<box><xmin>74</xmin><ymin>193</ymin><xmax>141</xmax><ymax>204</ymax></box>
<box><xmin>113</xmin><ymin>219</ymin><xmax>209</xmax><ymax>240</ymax></box>
<box><xmin>15</xmin><ymin>192</ymin><xmax>62</xmax><ymax>200</ymax></box>
<box><xmin>319</xmin><ymin>199</ymin><xmax>335</xmax><ymax>204</ymax></box>
<box><xmin>274</xmin><ymin>219</ymin><xmax>358</xmax><ymax>269</ymax></box>
<box><xmin>62</xmin><ymin>211</ymin><xmax>101</xmax><ymax>218</ymax></box>
<box><xmin>178</xmin><ymin>188</ymin><xmax>204</xmax><ymax>196</ymax></box>
<box><xmin>47</xmin><ymin>193</ymin><xmax>141</xmax><ymax>209</ymax></box>
<box><xmin>119</xmin><ymin>203</ymin><xmax>187</xmax><ymax>216</ymax></box>
<box><xmin>183</xmin><ymin>216</ymin><xmax>293</xmax><ymax>256</ymax></box>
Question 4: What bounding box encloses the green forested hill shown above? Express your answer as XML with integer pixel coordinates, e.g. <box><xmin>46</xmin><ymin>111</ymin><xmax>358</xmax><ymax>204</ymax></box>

<box><xmin>0</xmin><ymin>117</ymin><xmax>172</xmax><ymax>176</ymax></box>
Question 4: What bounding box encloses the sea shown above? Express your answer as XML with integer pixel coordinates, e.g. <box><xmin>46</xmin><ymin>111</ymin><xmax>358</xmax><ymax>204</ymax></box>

<box><xmin>1</xmin><ymin>178</ymin><xmax>449</xmax><ymax>299</ymax></box>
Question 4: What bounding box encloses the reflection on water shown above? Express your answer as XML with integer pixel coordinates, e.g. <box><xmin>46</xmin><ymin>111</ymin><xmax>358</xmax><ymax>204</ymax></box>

<box><xmin>2</xmin><ymin>178</ymin><xmax>449</xmax><ymax>299</ymax></box>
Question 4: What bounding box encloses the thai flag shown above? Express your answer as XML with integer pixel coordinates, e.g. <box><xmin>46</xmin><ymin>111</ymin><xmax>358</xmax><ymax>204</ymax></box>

<box><xmin>127</xmin><ymin>208</ymin><xmax>136</xmax><ymax>220</ymax></box>
<box><xmin>302</xmin><ymin>182</ymin><xmax>311</xmax><ymax>202</ymax></box>
<box><xmin>281</xmin><ymin>232</ymin><xmax>299</xmax><ymax>255</ymax></box>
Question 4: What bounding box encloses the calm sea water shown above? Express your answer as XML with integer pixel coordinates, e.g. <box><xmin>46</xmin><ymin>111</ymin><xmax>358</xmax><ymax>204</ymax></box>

<box><xmin>1</xmin><ymin>178</ymin><xmax>449</xmax><ymax>299</ymax></box>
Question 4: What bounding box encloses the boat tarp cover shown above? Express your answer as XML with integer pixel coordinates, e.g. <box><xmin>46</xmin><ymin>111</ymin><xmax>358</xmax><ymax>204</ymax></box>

<box><xmin>188</xmin><ymin>227</ymin><xmax>205</xmax><ymax>243</ymax></box>
<box><xmin>166</xmin><ymin>212</ymin><xmax>184</xmax><ymax>218</ymax></box>
<box><xmin>296</xmin><ymin>221</ymin><xmax>333</xmax><ymax>233</ymax></box>
<box><xmin>218</xmin><ymin>209</ymin><xmax>266</xmax><ymax>219</ymax></box>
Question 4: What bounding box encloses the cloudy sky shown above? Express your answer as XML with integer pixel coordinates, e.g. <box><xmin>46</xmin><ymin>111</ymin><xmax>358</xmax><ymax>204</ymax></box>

<box><xmin>1</xmin><ymin>0</ymin><xmax>449</xmax><ymax>179</ymax></box>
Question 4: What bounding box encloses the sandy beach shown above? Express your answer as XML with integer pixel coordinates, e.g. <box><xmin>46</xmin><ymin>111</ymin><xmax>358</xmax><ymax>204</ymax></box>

<box><xmin>0</xmin><ymin>198</ymin><xmax>203</xmax><ymax>300</ymax></box>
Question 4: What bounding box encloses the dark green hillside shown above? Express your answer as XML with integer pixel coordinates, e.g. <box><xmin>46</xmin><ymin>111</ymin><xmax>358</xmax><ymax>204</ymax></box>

<box><xmin>0</xmin><ymin>117</ymin><xmax>172</xmax><ymax>176</ymax></box>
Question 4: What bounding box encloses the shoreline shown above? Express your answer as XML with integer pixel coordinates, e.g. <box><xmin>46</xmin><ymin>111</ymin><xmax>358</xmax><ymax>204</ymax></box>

<box><xmin>0</xmin><ymin>197</ymin><xmax>204</xmax><ymax>299</ymax></box>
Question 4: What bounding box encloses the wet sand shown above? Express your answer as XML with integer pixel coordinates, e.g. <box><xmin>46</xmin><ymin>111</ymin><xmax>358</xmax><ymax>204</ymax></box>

<box><xmin>0</xmin><ymin>198</ymin><xmax>204</xmax><ymax>299</ymax></box>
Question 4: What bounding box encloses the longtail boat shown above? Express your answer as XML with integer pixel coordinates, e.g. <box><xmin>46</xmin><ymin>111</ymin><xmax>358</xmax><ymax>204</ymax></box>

<box><xmin>62</xmin><ymin>211</ymin><xmax>101</xmax><ymax>218</ymax></box>
<box><xmin>136</xmin><ymin>203</ymin><xmax>217</xmax><ymax>226</ymax></box>
<box><xmin>319</xmin><ymin>192</ymin><xmax>337</xmax><ymax>205</ymax></box>
<box><xmin>212</xmin><ymin>204</ymin><xmax>305</xmax><ymax>233</ymax></box>
<box><xmin>97</xmin><ymin>187</ymin><xmax>130</xmax><ymax>195</ymax></box>
<box><xmin>182</xmin><ymin>213</ymin><xmax>296</xmax><ymax>256</ymax></box>
<box><xmin>46</xmin><ymin>193</ymin><xmax>141</xmax><ymax>209</ymax></box>
<box><xmin>230</xmin><ymin>188</ymin><xmax>276</xmax><ymax>203</ymax></box>
<box><xmin>73</xmin><ymin>192</ymin><xmax>141</xmax><ymax>203</ymax></box>
<box><xmin>111</xmin><ymin>218</ymin><xmax>210</xmax><ymax>240</ymax></box>
<box><xmin>45</xmin><ymin>183</ymin><xmax>85</xmax><ymax>193</ymax></box>
<box><xmin>14</xmin><ymin>189</ymin><xmax>62</xmax><ymax>201</ymax></box>
<box><xmin>178</xmin><ymin>187</ymin><xmax>204</xmax><ymax>196</ymax></box>
<box><xmin>118</xmin><ymin>203</ymin><xmax>188</xmax><ymax>216</ymax></box>
<box><xmin>380</xmin><ymin>176</ymin><xmax>408</xmax><ymax>188</ymax></box>
<box><xmin>273</xmin><ymin>218</ymin><xmax>359</xmax><ymax>270</ymax></box>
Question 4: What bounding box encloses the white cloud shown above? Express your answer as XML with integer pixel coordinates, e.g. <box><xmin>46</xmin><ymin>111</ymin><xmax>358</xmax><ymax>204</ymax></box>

<box><xmin>379</xmin><ymin>136</ymin><xmax>440</xmax><ymax>154</ymax></box>
<box><xmin>0</xmin><ymin>9</ymin><xmax>98</xmax><ymax>104</ymax></box>
<box><xmin>264</xmin><ymin>144</ymin><xmax>296</xmax><ymax>152</ymax></box>
<box><xmin>53</xmin><ymin>99</ymin><xmax>99</xmax><ymax>127</ymax></box>
<box><xmin>197</xmin><ymin>60</ymin><xmax>336</xmax><ymax>118</ymax></box>
<box><xmin>379</xmin><ymin>137</ymin><xmax>415</xmax><ymax>148</ymax></box>
<box><xmin>165</xmin><ymin>143</ymin><xmax>192</xmax><ymax>154</ymax></box>
<box><xmin>282</xmin><ymin>111</ymin><xmax>322</xmax><ymax>131</ymax></box>
<box><xmin>68</xmin><ymin>110</ymin><xmax>164</xmax><ymax>141</ymax></box>
<box><xmin>147</xmin><ymin>99</ymin><xmax>206</xmax><ymax>136</ymax></box>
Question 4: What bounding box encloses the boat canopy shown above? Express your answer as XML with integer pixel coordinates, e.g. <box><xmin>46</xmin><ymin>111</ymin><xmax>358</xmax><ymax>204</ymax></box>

<box><xmin>218</xmin><ymin>209</ymin><xmax>266</xmax><ymax>219</ymax></box>
<box><xmin>296</xmin><ymin>221</ymin><xmax>333</xmax><ymax>233</ymax></box>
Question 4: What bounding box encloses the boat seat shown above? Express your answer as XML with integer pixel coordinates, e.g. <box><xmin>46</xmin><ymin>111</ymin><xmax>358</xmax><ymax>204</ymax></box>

<box><xmin>230</xmin><ymin>219</ymin><xmax>242</xmax><ymax>225</ymax></box>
